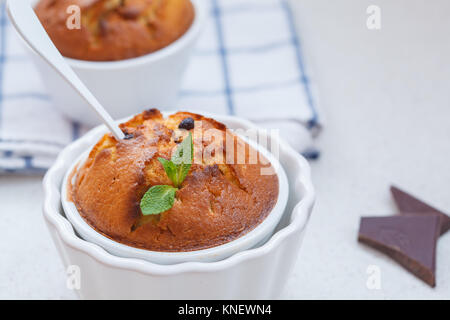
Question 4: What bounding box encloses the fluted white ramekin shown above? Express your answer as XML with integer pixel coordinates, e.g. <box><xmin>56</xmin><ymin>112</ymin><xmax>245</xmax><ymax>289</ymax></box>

<box><xmin>61</xmin><ymin>131</ymin><xmax>289</xmax><ymax>265</ymax></box>
<box><xmin>43</xmin><ymin>112</ymin><xmax>315</xmax><ymax>299</ymax></box>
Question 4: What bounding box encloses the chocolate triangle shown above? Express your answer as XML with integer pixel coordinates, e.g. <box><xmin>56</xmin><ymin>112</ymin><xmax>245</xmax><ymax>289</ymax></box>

<box><xmin>358</xmin><ymin>215</ymin><xmax>440</xmax><ymax>287</ymax></box>
<box><xmin>391</xmin><ymin>186</ymin><xmax>450</xmax><ymax>235</ymax></box>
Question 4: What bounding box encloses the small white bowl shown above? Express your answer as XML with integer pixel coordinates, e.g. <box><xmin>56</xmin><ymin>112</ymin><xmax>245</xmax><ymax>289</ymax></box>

<box><xmin>61</xmin><ymin>123</ymin><xmax>289</xmax><ymax>264</ymax></box>
<box><xmin>25</xmin><ymin>0</ymin><xmax>205</xmax><ymax>126</ymax></box>
<box><xmin>43</xmin><ymin>113</ymin><xmax>315</xmax><ymax>299</ymax></box>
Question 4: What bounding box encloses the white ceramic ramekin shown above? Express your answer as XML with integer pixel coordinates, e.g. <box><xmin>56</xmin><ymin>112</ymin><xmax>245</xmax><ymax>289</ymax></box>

<box><xmin>25</xmin><ymin>0</ymin><xmax>205</xmax><ymax>126</ymax></box>
<box><xmin>61</xmin><ymin>128</ymin><xmax>289</xmax><ymax>265</ymax></box>
<box><xmin>43</xmin><ymin>113</ymin><xmax>315</xmax><ymax>299</ymax></box>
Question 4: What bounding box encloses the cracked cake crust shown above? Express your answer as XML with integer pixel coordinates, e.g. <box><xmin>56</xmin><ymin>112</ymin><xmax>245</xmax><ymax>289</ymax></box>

<box><xmin>71</xmin><ymin>110</ymin><xmax>279</xmax><ymax>252</ymax></box>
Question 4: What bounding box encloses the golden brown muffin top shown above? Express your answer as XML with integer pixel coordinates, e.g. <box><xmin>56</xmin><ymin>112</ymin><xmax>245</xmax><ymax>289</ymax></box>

<box><xmin>71</xmin><ymin>110</ymin><xmax>279</xmax><ymax>252</ymax></box>
<box><xmin>35</xmin><ymin>0</ymin><xmax>195</xmax><ymax>61</ymax></box>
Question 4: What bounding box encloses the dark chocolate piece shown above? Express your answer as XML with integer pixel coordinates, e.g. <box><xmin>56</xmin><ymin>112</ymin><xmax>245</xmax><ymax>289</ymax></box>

<box><xmin>391</xmin><ymin>186</ymin><xmax>450</xmax><ymax>235</ymax></box>
<box><xmin>358</xmin><ymin>215</ymin><xmax>440</xmax><ymax>287</ymax></box>
<box><xmin>178</xmin><ymin>117</ymin><xmax>195</xmax><ymax>130</ymax></box>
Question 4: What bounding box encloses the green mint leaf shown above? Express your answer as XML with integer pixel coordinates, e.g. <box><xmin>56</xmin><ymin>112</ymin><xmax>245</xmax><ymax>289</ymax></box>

<box><xmin>172</xmin><ymin>132</ymin><xmax>193</xmax><ymax>166</ymax></box>
<box><xmin>140</xmin><ymin>185</ymin><xmax>177</xmax><ymax>216</ymax></box>
<box><xmin>158</xmin><ymin>157</ymin><xmax>177</xmax><ymax>184</ymax></box>
<box><xmin>161</xmin><ymin>132</ymin><xmax>193</xmax><ymax>187</ymax></box>
<box><xmin>141</xmin><ymin>135</ymin><xmax>194</xmax><ymax>216</ymax></box>
<box><xmin>175</xmin><ymin>163</ymin><xmax>191</xmax><ymax>188</ymax></box>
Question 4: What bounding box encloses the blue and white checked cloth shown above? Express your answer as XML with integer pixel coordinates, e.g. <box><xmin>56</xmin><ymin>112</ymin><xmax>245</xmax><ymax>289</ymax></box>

<box><xmin>0</xmin><ymin>0</ymin><xmax>321</xmax><ymax>174</ymax></box>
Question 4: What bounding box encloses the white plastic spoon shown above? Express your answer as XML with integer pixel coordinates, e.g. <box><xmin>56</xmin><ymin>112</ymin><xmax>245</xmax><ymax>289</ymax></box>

<box><xmin>6</xmin><ymin>0</ymin><xmax>125</xmax><ymax>140</ymax></box>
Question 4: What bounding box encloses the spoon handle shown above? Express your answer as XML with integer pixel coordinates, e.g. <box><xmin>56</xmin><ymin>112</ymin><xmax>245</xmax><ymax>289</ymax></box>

<box><xmin>6</xmin><ymin>0</ymin><xmax>125</xmax><ymax>140</ymax></box>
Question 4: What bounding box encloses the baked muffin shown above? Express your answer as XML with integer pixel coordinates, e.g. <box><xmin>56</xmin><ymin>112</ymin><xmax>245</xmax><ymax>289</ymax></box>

<box><xmin>35</xmin><ymin>0</ymin><xmax>195</xmax><ymax>61</ymax></box>
<box><xmin>70</xmin><ymin>110</ymin><xmax>279</xmax><ymax>251</ymax></box>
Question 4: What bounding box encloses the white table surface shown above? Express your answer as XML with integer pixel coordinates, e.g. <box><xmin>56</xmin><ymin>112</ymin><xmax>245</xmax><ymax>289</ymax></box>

<box><xmin>1</xmin><ymin>0</ymin><xmax>450</xmax><ymax>299</ymax></box>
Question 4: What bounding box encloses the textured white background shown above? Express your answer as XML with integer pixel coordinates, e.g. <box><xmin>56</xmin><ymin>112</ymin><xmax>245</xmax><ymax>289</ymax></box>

<box><xmin>1</xmin><ymin>0</ymin><xmax>450</xmax><ymax>299</ymax></box>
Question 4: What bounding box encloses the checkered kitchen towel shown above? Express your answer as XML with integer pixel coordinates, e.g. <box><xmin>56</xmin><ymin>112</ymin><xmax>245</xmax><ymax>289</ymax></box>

<box><xmin>0</xmin><ymin>0</ymin><xmax>321</xmax><ymax>174</ymax></box>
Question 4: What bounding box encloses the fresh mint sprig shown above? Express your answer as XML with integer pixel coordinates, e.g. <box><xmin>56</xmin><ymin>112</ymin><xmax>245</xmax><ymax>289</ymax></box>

<box><xmin>140</xmin><ymin>133</ymin><xmax>193</xmax><ymax>215</ymax></box>
<box><xmin>159</xmin><ymin>132</ymin><xmax>193</xmax><ymax>188</ymax></box>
